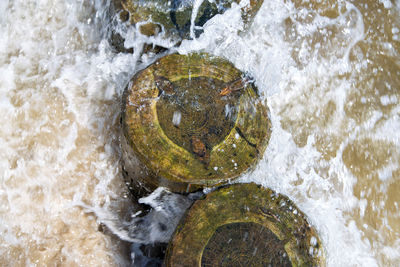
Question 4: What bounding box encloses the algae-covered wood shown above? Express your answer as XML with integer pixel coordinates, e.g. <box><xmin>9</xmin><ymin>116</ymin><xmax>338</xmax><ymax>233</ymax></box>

<box><xmin>121</xmin><ymin>53</ymin><xmax>271</xmax><ymax>194</ymax></box>
<box><xmin>165</xmin><ymin>183</ymin><xmax>326</xmax><ymax>266</ymax></box>
<box><xmin>114</xmin><ymin>0</ymin><xmax>263</xmax><ymax>39</ymax></box>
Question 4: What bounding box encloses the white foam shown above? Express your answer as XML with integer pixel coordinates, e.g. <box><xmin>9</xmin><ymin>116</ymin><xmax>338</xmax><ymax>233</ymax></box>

<box><xmin>190</xmin><ymin>0</ymin><xmax>205</xmax><ymax>38</ymax></box>
<box><xmin>172</xmin><ymin>110</ymin><xmax>182</xmax><ymax>126</ymax></box>
<box><xmin>0</xmin><ymin>0</ymin><xmax>136</xmax><ymax>265</ymax></box>
<box><xmin>379</xmin><ymin>0</ymin><xmax>393</xmax><ymax>9</ymax></box>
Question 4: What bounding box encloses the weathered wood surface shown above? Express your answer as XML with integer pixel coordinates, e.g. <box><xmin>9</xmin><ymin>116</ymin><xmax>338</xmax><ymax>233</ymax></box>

<box><xmin>121</xmin><ymin>53</ymin><xmax>271</xmax><ymax>196</ymax></box>
<box><xmin>165</xmin><ymin>183</ymin><xmax>326</xmax><ymax>266</ymax></box>
<box><xmin>112</xmin><ymin>0</ymin><xmax>264</xmax><ymax>47</ymax></box>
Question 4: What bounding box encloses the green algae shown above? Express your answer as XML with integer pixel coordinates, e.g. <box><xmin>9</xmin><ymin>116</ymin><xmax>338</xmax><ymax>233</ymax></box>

<box><xmin>121</xmin><ymin>53</ymin><xmax>271</xmax><ymax>194</ymax></box>
<box><xmin>165</xmin><ymin>183</ymin><xmax>326</xmax><ymax>266</ymax></box>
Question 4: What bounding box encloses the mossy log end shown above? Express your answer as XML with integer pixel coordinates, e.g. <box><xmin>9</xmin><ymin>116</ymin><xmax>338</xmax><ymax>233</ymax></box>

<box><xmin>121</xmin><ymin>53</ymin><xmax>271</xmax><ymax>196</ymax></box>
<box><xmin>165</xmin><ymin>183</ymin><xmax>326</xmax><ymax>266</ymax></box>
<box><xmin>113</xmin><ymin>0</ymin><xmax>264</xmax><ymax>40</ymax></box>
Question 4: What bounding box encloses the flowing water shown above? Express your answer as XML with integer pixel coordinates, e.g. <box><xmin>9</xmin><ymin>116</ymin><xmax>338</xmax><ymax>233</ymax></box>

<box><xmin>0</xmin><ymin>0</ymin><xmax>399</xmax><ymax>266</ymax></box>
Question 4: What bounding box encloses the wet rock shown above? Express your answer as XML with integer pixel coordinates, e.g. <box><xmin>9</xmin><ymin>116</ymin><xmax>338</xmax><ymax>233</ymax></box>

<box><xmin>139</xmin><ymin>22</ymin><xmax>162</xmax><ymax>37</ymax></box>
<box><xmin>121</xmin><ymin>53</ymin><xmax>271</xmax><ymax>196</ymax></box>
<box><xmin>165</xmin><ymin>183</ymin><xmax>326</xmax><ymax>266</ymax></box>
<box><xmin>110</xmin><ymin>32</ymin><xmax>134</xmax><ymax>53</ymax></box>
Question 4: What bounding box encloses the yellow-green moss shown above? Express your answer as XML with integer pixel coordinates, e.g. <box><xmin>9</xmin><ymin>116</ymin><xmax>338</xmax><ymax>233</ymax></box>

<box><xmin>121</xmin><ymin>53</ymin><xmax>271</xmax><ymax>194</ymax></box>
<box><xmin>165</xmin><ymin>183</ymin><xmax>326</xmax><ymax>266</ymax></box>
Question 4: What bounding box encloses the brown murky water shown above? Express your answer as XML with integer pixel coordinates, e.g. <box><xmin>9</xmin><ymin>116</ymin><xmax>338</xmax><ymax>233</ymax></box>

<box><xmin>277</xmin><ymin>1</ymin><xmax>399</xmax><ymax>265</ymax></box>
<box><xmin>0</xmin><ymin>0</ymin><xmax>398</xmax><ymax>266</ymax></box>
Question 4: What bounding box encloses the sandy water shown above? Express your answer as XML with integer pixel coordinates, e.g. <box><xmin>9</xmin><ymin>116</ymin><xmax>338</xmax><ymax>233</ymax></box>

<box><xmin>0</xmin><ymin>0</ymin><xmax>399</xmax><ymax>266</ymax></box>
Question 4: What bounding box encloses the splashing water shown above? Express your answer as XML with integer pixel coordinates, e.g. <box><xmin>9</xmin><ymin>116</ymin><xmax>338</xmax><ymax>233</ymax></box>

<box><xmin>0</xmin><ymin>0</ymin><xmax>399</xmax><ymax>266</ymax></box>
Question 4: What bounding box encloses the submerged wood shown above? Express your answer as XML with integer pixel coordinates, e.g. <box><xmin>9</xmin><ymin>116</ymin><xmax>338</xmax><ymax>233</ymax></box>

<box><xmin>113</xmin><ymin>0</ymin><xmax>263</xmax><ymax>41</ymax></box>
<box><xmin>121</xmin><ymin>53</ymin><xmax>271</xmax><ymax>195</ymax></box>
<box><xmin>165</xmin><ymin>183</ymin><xmax>326</xmax><ymax>266</ymax></box>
